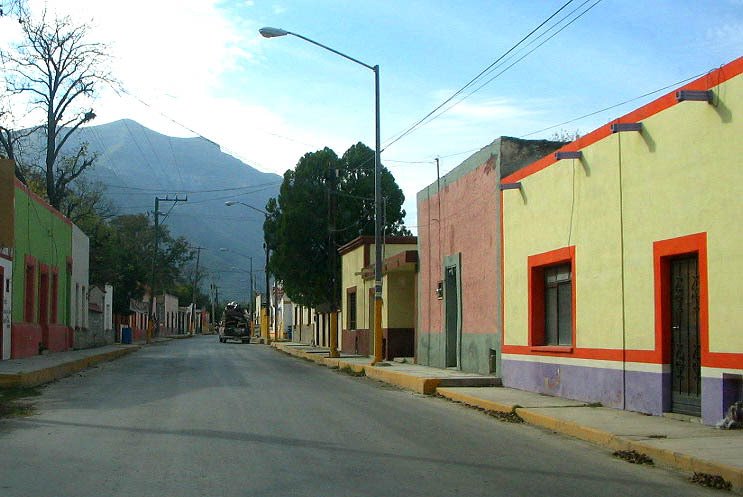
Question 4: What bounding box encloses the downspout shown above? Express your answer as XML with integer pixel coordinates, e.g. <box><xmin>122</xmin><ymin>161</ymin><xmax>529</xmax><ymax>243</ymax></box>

<box><xmin>617</xmin><ymin>129</ymin><xmax>628</xmax><ymax>410</ymax></box>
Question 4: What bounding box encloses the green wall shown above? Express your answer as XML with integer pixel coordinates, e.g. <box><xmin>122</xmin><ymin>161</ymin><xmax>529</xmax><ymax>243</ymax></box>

<box><xmin>12</xmin><ymin>186</ymin><xmax>72</xmax><ymax>325</ymax></box>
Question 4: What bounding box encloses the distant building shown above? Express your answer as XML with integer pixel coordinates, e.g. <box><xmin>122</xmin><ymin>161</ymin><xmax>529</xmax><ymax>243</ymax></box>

<box><xmin>416</xmin><ymin>137</ymin><xmax>563</xmax><ymax>374</ymax></box>
<box><xmin>340</xmin><ymin>236</ymin><xmax>417</xmax><ymax>360</ymax></box>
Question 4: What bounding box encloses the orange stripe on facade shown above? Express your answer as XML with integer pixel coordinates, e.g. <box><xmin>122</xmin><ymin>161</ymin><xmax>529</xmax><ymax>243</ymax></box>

<box><xmin>503</xmin><ymin>56</ymin><xmax>743</xmax><ymax>184</ymax></box>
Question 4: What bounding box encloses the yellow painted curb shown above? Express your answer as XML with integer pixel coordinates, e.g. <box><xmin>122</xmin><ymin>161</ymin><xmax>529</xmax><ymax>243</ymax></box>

<box><xmin>0</xmin><ymin>346</ymin><xmax>141</xmax><ymax>389</ymax></box>
<box><xmin>435</xmin><ymin>387</ymin><xmax>515</xmax><ymax>413</ymax></box>
<box><xmin>517</xmin><ymin>408</ymin><xmax>743</xmax><ymax>492</ymax></box>
<box><xmin>363</xmin><ymin>366</ymin><xmax>440</xmax><ymax>394</ymax></box>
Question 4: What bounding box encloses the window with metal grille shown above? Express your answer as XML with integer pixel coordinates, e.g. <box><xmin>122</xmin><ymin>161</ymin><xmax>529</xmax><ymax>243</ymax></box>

<box><xmin>544</xmin><ymin>263</ymin><xmax>572</xmax><ymax>346</ymax></box>
<box><xmin>347</xmin><ymin>289</ymin><xmax>357</xmax><ymax>330</ymax></box>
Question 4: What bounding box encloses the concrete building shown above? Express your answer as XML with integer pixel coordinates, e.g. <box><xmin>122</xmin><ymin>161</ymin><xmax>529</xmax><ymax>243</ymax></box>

<box><xmin>3</xmin><ymin>166</ymin><xmax>81</xmax><ymax>358</ymax></box>
<box><xmin>156</xmin><ymin>293</ymin><xmax>179</xmax><ymax>336</ymax></box>
<box><xmin>0</xmin><ymin>159</ymin><xmax>14</xmax><ymax>360</ymax></box>
<box><xmin>71</xmin><ymin>224</ymin><xmax>90</xmax><ymax>346</ymax></box>
<box><xmin>340</xmin><ymin>236</ymin><xmax>417</xmax><ymax>360</ymax></box>
<box><xmin>83</xmin><ymin>285</ymin><xmax>115</xmax><ymax>348</ymax></box>
<box><xmin>292</xmin><ymin>304</ymin><xmax>316</xmax><ymax>345</ymax></box>
<box><xmin>500</xmin><ymin>57</ymin><xmax>743</xmax><ymax>425</ymax></box>
<box><xmin>416</xmin><ymin>137</ymin><xmax>563</xmax><ymax>374</ymax></box>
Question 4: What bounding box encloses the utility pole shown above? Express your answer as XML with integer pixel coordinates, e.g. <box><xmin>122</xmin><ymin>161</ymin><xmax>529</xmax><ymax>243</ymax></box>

<box><xmin>190</xmin><ymin>246</ymin><xmax>203</xmax><ymax>335</ymax></box>
<box><xmin>328</xmin><ymin>162</ymin><xmax>339</xmax><ymax>357</ymax></box>
<box><xmin>149</xmin><ymin>195</ymin><xmax>187</xmax><ymax>342</ymax></box>
<box><xmin>263</xmin><ymin>242</ymin><xmax>271</xmax><ymax>345</ymax></box>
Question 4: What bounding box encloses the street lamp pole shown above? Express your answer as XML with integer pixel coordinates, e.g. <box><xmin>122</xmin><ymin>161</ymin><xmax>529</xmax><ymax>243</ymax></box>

<box><xmin>225</xmin><ymin>200</ymin><xmax>272</xmax><ymax>344</ymax></box>
<box><xmin>259</xmin><ymin>27</ymin><xmax>384</xmax><ymax>363</ymax></box>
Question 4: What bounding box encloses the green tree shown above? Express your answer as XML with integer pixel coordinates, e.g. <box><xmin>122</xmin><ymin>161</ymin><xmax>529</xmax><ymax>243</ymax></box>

<box><xmin>89</xmin><ymin>214</ymin><xmax>194</xmax><ymax>315</ymax></box>
<box><xmin>266</xmin><ymin>142</ymin><xmax>410</xmax><ymax>308</ymax></box>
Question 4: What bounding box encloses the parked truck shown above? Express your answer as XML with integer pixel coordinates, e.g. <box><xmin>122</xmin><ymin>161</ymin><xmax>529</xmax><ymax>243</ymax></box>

<box><xmin>218</xmin><ymin>302</ymin><xmax>251</xmax><ymax>344</ymax></box>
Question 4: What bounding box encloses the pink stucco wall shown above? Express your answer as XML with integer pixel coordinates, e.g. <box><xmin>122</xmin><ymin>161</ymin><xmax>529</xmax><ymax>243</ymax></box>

<box><xmin>418</xmin><ymin>160</ymin><xmax>500</xmax><ymax>336</ymax></box>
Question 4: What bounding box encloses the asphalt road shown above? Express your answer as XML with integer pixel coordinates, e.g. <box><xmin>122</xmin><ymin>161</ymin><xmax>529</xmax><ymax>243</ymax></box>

<box><xmin>0</xmin><ymin>336</ymin><xmax>721</xmax><ymax>497</ymax></box>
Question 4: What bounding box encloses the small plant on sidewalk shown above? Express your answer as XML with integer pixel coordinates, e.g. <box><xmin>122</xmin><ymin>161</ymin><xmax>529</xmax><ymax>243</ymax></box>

<box><xmin>337</xmin><ymin>366</ymin><xmax>366</xmax><ymax>377</ymax></box>
<box><xmin>0</xmin><ymin>386</ymin><xmax>42</xmax><ymax>418</ymax></box>
<box><xmin>612</xmin><ymin>450</ymin><xmax>654</xmax><ymax>465</ymax></box>
<box><xmin>689</xmin><ymin>472</ymin><xmax>732</xmax><ymax>491</ymax></box>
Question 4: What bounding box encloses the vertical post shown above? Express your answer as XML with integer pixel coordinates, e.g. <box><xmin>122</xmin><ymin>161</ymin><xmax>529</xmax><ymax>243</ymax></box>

<box><xmin>373</xmin><ymin>64</ymin><xmax>384</xmax><ymax>364</ymax></box>
<box><xmin>190</xmin><ymin>246</ymin><xmax>202</xmax><ymax>335</ymax></box>
<box><xmin>148</xmin><ymin>197</ymin><xmax>160</xmax><ymax>344</ymax></box>
<box><xmin>329</xmin><ymin>162</ymin><xmax>339</xmax><ymax>358</ymax></box>
<box><xmin>248</xmin><ymin>256</ymin><xmax>253</xmax><ymax>333</ymax></box>
<box><xmin>210</xmin><ymin>283</ymin><xmax>216</xmax><ymax>334</ymax></box>
<box><xmin>264</xmin><ymin>239</ymin><xmax>271</xmax><ymax>345</ymax></box>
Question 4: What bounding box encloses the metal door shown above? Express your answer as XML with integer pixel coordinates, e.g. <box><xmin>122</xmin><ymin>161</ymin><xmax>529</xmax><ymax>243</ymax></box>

<box><xmin>670</xmin><ymin>255</ymin><xmax>701</xmax><ymax>416</ymax></box>
<box><xmin>444</xmin><ymin>266</ymin><xmax>459</xmax><ymax>368</ymax></box>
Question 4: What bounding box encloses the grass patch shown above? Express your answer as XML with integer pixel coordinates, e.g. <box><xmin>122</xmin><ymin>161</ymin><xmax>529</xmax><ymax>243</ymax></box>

<box><xmin>0</xmin><ymin>386</ymin><xmax>42</xmax><ymax>418</ymax></box>
<box><xmin>337</xmin><ymin>366</ymin><xmax>366</xmax><ymax>377</ymax></box>
<box><xmin>612</xmin><ymin>450</ymin><xmax>654</xmax><ymax>466</ymax></box>
<box><xmin>689</xmin><ymin>472</ymin><xmax>732</xmax><ymax>491</ymax></box>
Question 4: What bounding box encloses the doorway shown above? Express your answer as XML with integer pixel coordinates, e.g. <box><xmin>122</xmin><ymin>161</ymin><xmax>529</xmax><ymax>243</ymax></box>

<box><xmin>669</xmin><ymin>255</ymin><xmax>701</xmax><ymax>417</ymax></box>
<box><xmin>444</xmin><ymin>265</ymin><xmax>460</xmax><ymax>368</ymax></box>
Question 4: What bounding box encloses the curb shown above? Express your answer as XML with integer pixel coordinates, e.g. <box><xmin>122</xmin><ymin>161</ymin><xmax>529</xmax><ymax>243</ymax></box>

<box><xmin>436</xmin><ymin>388</ymin><xmax>743</xmax><ymax>493</ymax></box>
<box><xmin>0</xmin><ymin>346</ymin><xmax>141</xmax><ymax>389</ymax></box>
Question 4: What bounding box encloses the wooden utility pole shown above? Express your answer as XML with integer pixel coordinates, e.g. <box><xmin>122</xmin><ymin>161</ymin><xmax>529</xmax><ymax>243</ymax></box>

<box><xmin>149</xmin><ymin>195</ymin><xmax>187</xmax><ymax>342</ymax></box>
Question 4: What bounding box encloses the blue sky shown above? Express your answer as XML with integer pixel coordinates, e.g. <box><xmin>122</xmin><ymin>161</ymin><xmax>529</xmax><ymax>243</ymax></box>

<box><xmin>2</xmin><ymin>0</ymin><xmax>742</xmax><ymax>232</ymax></box>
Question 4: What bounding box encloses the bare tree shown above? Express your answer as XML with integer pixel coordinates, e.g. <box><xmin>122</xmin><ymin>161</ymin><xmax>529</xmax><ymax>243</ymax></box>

<box><xmin>0</xmin><ymin>8</ymin><xmax>114</xmax><ymax>209</ymax></box>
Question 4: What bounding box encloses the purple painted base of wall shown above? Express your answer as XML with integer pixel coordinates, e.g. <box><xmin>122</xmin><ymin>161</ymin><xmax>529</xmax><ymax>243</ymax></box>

<box><xmin>703</xmin><ymin>375</ymin><xmax>743</xmax><ymax>426</ymax></box>
<box><xmin>502</xmin><ymin>359</ymin><xmax>664</xmax><ymax>414</ymax></box>
<box><xmin>503</xmin><ymin>358</ymin><xmax>739</xmax><ymax>425</ymax></box>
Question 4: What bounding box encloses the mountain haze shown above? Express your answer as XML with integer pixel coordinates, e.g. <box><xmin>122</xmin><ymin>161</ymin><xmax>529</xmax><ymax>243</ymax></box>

<box><xmin>70</xmin><ymin>119</ymin><xmax>281</xmax><ymax>301</ymax></box>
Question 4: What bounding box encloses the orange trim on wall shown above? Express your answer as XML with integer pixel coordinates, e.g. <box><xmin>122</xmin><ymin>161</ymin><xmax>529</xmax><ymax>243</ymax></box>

<box><xmin>653</xmin><ymin>232</ymin><xmax>710</xmax><ymax>366</ymax></box>
<box><xmin>503</xmin><ymin>57</ymin><xmax>743</xmax><ymax>185</ymax></box>
<box><xmin>527</xmin><ymin>246</ymin><xmax>576</xmax><ymax>348</ymax></box>
<box><xmin>503</xmin><ymin>232</ymin><xmax>743</xmax><ymax>370</ymax></box>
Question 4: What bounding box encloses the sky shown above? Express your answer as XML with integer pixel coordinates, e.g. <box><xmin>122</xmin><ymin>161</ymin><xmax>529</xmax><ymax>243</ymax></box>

<box><xmin>1</xmin><ymin>0</ymin><xmax>742</xmax><ymax>236</ymax></box>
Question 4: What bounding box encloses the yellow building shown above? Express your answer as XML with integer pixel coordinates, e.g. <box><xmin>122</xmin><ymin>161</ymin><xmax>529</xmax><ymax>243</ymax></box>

<box><xmin>501</xmin><ymin>57</ymin><xmax>743</xmax><ymax>425</ymax></box>
<box><xmin>340</xmin><ymin>236</ymin><xmax>417</xmax><ymax>360</ymax></box>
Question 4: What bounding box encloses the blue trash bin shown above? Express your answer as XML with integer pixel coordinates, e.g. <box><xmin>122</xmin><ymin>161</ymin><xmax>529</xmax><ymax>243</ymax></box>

<box><xmin>121</xmin><ymin>327</ymin><xmax>133</xmax><ymax>344</ymax></box>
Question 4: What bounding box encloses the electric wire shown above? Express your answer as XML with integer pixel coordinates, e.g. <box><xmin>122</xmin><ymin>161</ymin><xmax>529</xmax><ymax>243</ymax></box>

<box><xmin>382</xmin><ymin>0</ymin><xmax>579</xmax><ymax>151</ymax></box>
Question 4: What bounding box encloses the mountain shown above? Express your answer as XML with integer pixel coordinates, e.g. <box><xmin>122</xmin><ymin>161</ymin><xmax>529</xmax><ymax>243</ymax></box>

<box><xmin>69</xmin><ymin>119</ymin><xmax>281</xmax><ymax>302</ymax></box>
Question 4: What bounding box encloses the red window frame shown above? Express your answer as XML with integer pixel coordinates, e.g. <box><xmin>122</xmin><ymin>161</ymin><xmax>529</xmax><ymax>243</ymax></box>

<box><xmin>528</xmin><ymin>246</ymin><xmax>576</xmax><ymax>352</ymax></box>
<box><xmin>24</xmin><ymin>255</ymin><xmax>37</xmax><ymax>323</ymax></box>
<box><xmin>50</xmin><ymin>267</ymin><xmax>59</xmax><ymax>324</ymax></box>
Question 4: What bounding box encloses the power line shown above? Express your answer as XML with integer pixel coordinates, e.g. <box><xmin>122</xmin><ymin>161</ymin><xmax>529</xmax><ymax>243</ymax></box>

<box><xmin>382</xmin><ymin>0</ymin><xmax>579</xmax><ymax>151</ymax></box>
<box><xmin>519</xmin><ymin>70</ymin><xmax>707</xmax><ymax>138</ymax></box>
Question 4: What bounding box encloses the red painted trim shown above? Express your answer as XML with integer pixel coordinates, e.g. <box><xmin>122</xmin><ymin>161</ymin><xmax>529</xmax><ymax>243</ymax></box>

<box><xmin>503</xmin><ymin>57</ymin><xmax>743</xmax><ymax>185</ymax></box>
<box><xmin>528</xmin><ymin>246</ymin><xmax>576</xmax><ymax>348</ymax></box>
<box><xmin>531</xmin><ymin>346</ymin><xmax>573</xmax><ymax>353</ymax></box>
<box><xmin>13</xmin><ymin>178</ymin><xmax>72</xmax><ymax>226</ymax></box>
<box><xmin>502</xmin><ymin>232</ymin><xmax>743</xmax><ymax>369</ymax></box>
<box><xmin>24</xmin><ymin>255</ymin><xmax>37</xmax><ymax>323</ymax></box>
<box><xmin>0</xmin><ymin>252</ymin><xmax>11</xmax><ymax>261</ymax></box>
<box><xmin>50</xmin><ymin>267</ymin><xmax>59</xmax><ymax>324</ymax></box>
<box><xmin>653</xmin><ymin>232</ymin><xmax>711</xmax><ymax>366</ymax></box>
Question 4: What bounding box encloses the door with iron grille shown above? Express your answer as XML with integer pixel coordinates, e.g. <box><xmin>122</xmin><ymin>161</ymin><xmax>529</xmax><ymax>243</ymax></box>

<box><xmin>670</xmin><ymin>255</ymin><xmax>701</xmax><ymax>416</ymax></box>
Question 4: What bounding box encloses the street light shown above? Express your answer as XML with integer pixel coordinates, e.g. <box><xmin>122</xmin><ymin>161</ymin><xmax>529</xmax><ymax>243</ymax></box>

<box><xmin>225</xmin><ymin>200</ymin><xmax>272</xmax><ymax>344</ymax></box>
<box><xmin>260</xmin><ymin>27</ymin><xmax>384</xmax><ymax>363</ymax></box>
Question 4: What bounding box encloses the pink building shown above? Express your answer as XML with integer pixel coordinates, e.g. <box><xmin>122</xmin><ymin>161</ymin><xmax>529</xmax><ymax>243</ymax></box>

<box><xmin>416</xmin><ymin>137</ymin><xmax>563</xmax><ymax>374</ymax></box>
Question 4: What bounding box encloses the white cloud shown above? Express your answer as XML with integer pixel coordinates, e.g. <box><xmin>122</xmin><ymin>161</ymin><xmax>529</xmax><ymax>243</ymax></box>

<box><xmin>272</xmin><ymin>4</ymin><xmax>287</xmax><ymax>15</ymax></box>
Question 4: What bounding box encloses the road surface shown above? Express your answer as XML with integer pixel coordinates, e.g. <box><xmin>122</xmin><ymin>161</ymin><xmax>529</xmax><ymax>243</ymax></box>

<box><xmin>0</xmin><ymin>336</ymin><xmax>720</xmax><ymax>496</ymax></box>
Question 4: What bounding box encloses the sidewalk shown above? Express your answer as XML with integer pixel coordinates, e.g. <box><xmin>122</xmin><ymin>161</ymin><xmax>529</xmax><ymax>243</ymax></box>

<box><xmin>273</xmin><ymin>341</ymin><xmax>743</xmax><ymax>493</ymax></box>
<box><xmin>0</xmin><ymin>340</ymin><xmax>153</xmax><ymax>388</ymax></box>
